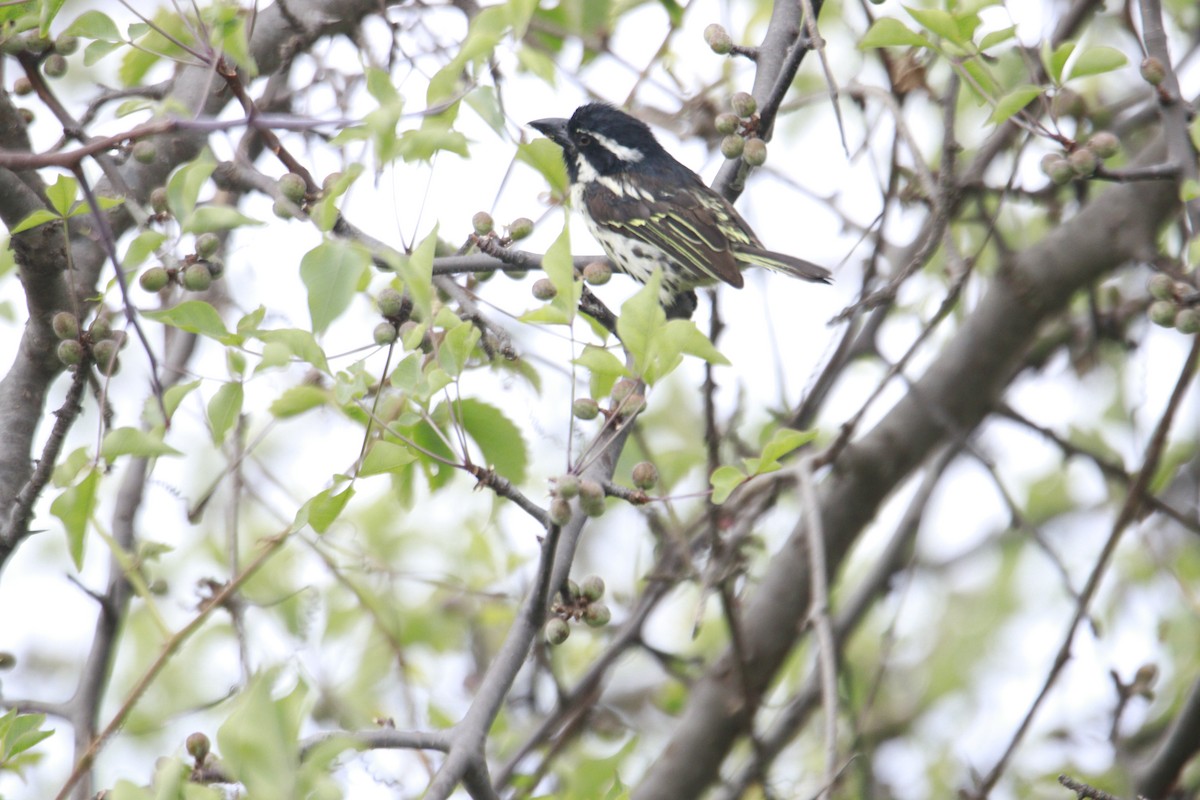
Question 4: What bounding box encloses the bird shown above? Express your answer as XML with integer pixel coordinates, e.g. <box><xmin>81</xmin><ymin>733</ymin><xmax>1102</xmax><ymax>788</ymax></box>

<box><xmin>529</xmin><ymin>102</ymin><xmax>831</xmax><ymax>319</ymax></box>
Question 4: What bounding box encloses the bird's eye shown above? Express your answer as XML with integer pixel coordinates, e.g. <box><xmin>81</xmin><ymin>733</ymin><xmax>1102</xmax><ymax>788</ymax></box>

<box><xmin>576</xmin><ymin>132</ymin><xmax>592</xmax><ymax>147</ymax></box>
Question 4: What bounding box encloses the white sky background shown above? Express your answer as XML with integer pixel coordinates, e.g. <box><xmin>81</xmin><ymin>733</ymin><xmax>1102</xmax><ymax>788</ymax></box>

<box><xmin>1</xmin><ymin>0</ymin><xmax>1199</xmax><ymax>797</ymax></box>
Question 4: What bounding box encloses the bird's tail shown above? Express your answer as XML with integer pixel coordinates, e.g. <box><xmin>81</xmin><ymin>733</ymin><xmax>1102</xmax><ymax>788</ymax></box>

<box><xmin>737</xmin><ymin>246</ymin><xmax>832</xmax><ymax>284</ymax></box>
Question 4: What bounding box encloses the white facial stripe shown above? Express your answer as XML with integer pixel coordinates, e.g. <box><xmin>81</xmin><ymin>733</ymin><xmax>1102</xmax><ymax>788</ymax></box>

<box><xmin>575</xmin><ymin>153</ymin><xmax>599</xmax><ymax>184</ymax></box>
<box><xmin>586</xmin><ymin>130</ymin><xmax>644</xmax><ymax>163</ymax></box>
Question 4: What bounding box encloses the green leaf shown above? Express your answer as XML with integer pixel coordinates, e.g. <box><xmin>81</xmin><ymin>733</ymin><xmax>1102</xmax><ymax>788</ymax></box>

<box><xmin>517</xmin><ymin>139</ymin><xmax>570</xmax><ymax>195</ymax></box>
<box><xmin>391</xmin><ymin>226</ymin><xmax>437</xmax><ymax>320</ymax></box>
<box><xmin>299</xmin><ymin>239</ymin><xmax>370</xmax><ymax>335</ymax></box>
<box><xmin>9</xmin><ymin>209</ymin><xmax>61</xmax><ymax>234</ymax></box>
<box><xmin>123</xmin><ymin>230</ymin><xmax>166</xmax><ymax>269</ymax></box>
<box><xmin>65</xmin><ymin>9</ymin><xmax>122</xmax><ymax>41</ymax></box>
<box><xmin>309</xmin><ymin>162</ymin><xmax>364</xmax><ymax>233</ymax></box>
<box><xmin>293</xmin><ymin>486</ymin><xmax>355</xmax><ymax>534</ymax></box>
<box><xmin>167</xmin><ymin>151</ymin><xmax>216</xmax><ymax>221</ymax></box>
<box><xmin>180</xmin><ymin>205</ymin><xmax>263</xmax><ymax>234</ymax></box>
<box><xmin>208</xmin><ymin>3</ymin><xmax>256</xmax><ymax>75</ymax></box>
<box><xmin>254</xmin><ymin>329</ymin><xmax>329</xmax><ymax>372</ymax></box>
<box><xmin>217</xmin><ymin>676</ymin><xmax>303</xmax><ymax>798</ymax></box>
<box><xmin>465</xmin><ymin>86</ymin><xmax>506</xmax><ymax>134</ymax></box>
<box><xmin>269</xmin><ymin>385</ymin><xmax>329</xmax><ymax>418</ymax></box>
<box><xmin>904</xmin><ymin>6</ymin><xmax>963</xmax><ymax>44</ymax></box>
<box><xmin>1042</xmin><ymin>40</ymin><xmax>1075</xmax><ymax>84</ymax></box>
<box><xmin>744</xmin><ymin>427</ymin><xmax>818</xmax><ymax>475</ymax></box>
<box><xmin>101</xmin><ymin>427</ymin><xmax>182</xmax><ymax>459</ymax></box>
<box><xmin>207</xmin><ymin>382</ymin><xmax>243</xmax><ymax>445</ymax></box>
<box><xmin>541</xmin><ymin>223</ymin><xmax>580</xmax><ymax>323</ymax></box>
<box><xmin>144</xmin><ymin>301</ymin><xmax>239</xmax><ymax>345</ymax></box>
<box><xmin>989</xmin><ymin>84</ymin><xmax>1042</xmax><ymax>124</ymax></box>
<box><xmin>1067</xmin><ymin>45</ymin><xmax>1128</xmax><ymax>80</ymax></box>
<box><xmin>144</xmin><ymin>379</ymin><xmax>201</xmax><ymax>427</ymax></box>
<box><xmin>394</xmin><ymin>128</ymin><xmax>470</xmax><ymax>162</ymax></box>
<box><xmin>710</xmin><ymin>465</ymin><xmax>746</xmax><ymax>505</ymax></box>
<box><xmin>573</xmin><ymin>344</ymin><xmax>630</xmax><ymax>398</ymax></box>
<box><xmin>45</xmin><ymin>175</ymin><xmax>77</xmax><ymax>216</ymax></box>
<box><xmin>458</xmin><ymin>398</ymin><xmax>527</xmax><ymax>483</ymax></box>
<box><xmin>438</xmin><ymin>318</ymin><xmax>482</xmax><ymax>377</ymax></box>
<box><xmin>50</xmin><ymin>468</ymin><xmax>100</xmax><ymax>570</ymax></box>
<box><xmin>859</xmin><ymin>17</ymin><xmax>932</xmax><ymax>49</ymax></box>
<box><xmin>0</xmin><ymin>709</ymin><xmax>54</xmax><ymax>774</ymax></box>
<box><xmin>616</xmin><ymin>272</ymin><xmax>727</xmax><ymax>385</ymax></box>
<box><xmin>977</xmin><ymin>25</ymin><xmax>1016</xmax><ymax>51</ymax></box>
<box><xmin>359</xmin><ymin>440</ymin><xmax>418</xmax><ymax>476</ymax></box>
<box><xmin>84</xmin><ymin>40</ymin><xmax>122</xmax><ymax>66</ymax></box>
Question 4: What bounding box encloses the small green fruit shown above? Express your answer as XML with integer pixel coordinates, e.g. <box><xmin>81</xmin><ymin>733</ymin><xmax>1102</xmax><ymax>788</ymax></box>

<box><xmin>55</xmin><ymin>35</ymin><xmax>79</xmax><ymax>55</ymax></box>
<box><xmin>90</xmin><ymin>314</ymin><xmax>112</xmax><ymax>340</ymax></box>
<box><xmin>373</xmin><ymin>321</ymin><xmax>398</xmax><ymax>345</ymax></box>
<box><xmin>377</xmin><ymin>287</ymin><xmax>406</xmax><ymax>318</ymax></box>
<box><xmin>731</xmin><ymin>92</ymin><xmax>757</xmax><ymax>118</ymax></box>
<box><xmin>720</xmin><ymin>134</ymin><xmax>745</xmax><ymax>159</ymax></box>
<box><xmin>579</xmin><ymin>575</ymin><xmax>605</xmax><ymax>602</ymax></box>
<box><xmin>51</xmin><ymin>311</ymin><xmax>78</xmax><ymax>340</ymax></box>
<box><xmin>545</xmin><ymin>617</ymin><xmax>570</xmax><ymax>645</ymax></box>
<box><xmin>278</xmin><ymin>172</ymin><xmax>307</xmax><ymax>204</ymax></box>
<box><xmin>1149</xmin><ymin>300</ymin><xmax>1178</xmax><ymax>327</ymax></box>
<box><xmin>43</xmin><ymin>54</ymin><xmax>68</xmax><ymax>78</ymax></box>
<box><xmin>556</xmin><ymin>475</ymin><xmax>581</xmax><ymax>499</ymax></box>
<box><xmin>13</xmin><ymin>76</ymin><xmax>32</xmax><ymax>96</ymax></box>
<box><xmin>619</xmin><ymin>393</ymin><xmax>647</xmax><ymax>416</ymax></box>
<box><xmin>714</xmin><ymin>113</ymin><xmax>739</xmax><ymax>135</ymax></box>
<box><xmin>472</xmin><ymin>211</ymin><xmax>494</xmax><ymax>235</ymax></box>
<box><xmin>321</xmin><ymin>172</ymin><xmax>344</xmax><ymax>193</ymax></box>
<box><xmin>92</xmin><ymin>339</ymin><xmax>119</xmax><ymax>367</ymax></box>
<box><xmin>182</xmin><ymin>262</ymin><xmax>213</xmax><ymax>292</ymax></box>
<box><xmin>1148</xmin><ymin>273</ymin><xmax>1176</xmax><ymax>301</ymax></box>
<box><xmin>185</xmin><ymin>732</ymin><xmax>210</xmax><ymax>762</ymax></box>
<box><xmin>584</xmin><ymin>603</ymin><xmax>611</xmax><ymax>627</ymax></box>
<box><xmin>549</xmin><ymin>497</ymin><xmax>572</xmax><ymax>526</ymax></box>
<box><xmin>1140</xmin><ymin>57</ymin><xmax>1166</xmax><ymax>86</ymax></box>
<box><xmin>631</xmin><ymin>461</ymin><xmax>658</xmax><ymax>490</ymax></box>
<box><xmin>704</xmin><ymin>23</ymin><xmax>733</xmax><ymax>55</ymax></box>
<box><xmin>1040</xmin><ymin>152</ymin><xmax>1074</xmax><ymax>184</ymax></box>
<box><xmin>1086</xmin><ymin>132</ymin><xmax>1120</xmax><ymax>160</ymax></box>
<box><xmin>56</xmin><ymin>339</ymin><xmax>83</xmax><ymax>366</ymax></box>
<box><xmin>195</xmin><ymin>232</ymin><xmax>220</xmax><ymax>259</ymax></box>
<box><xmin>272</xmin><ymin>198</ymin><xmax>294</xmax><ymax>219</ymax></box>
<box><xmin>150</xmin><ymin>187</ymin><xmax>169</xmax><ymax>214</ymax></box>
<box><xmin>1068</xmin><ymin>148</ymin><xmax>1097</xmax><ymax>177</ymax></box>
<box><xmin>578</xmin><ymin>479</ymin><xmax>604</xmax><ymax>502</ymax></box>
<box><xmin>1175</xmin><ymin>308</ymin><xmax>1200</xmax><ymax>334</ymax></box>
<box><xmin>532</xmin><ymin>277</ymin><xmax>557</xmax><ymax>300</ymax></box>
<box><xmin>583</xmin><ymin>261</ymin><xmax>612</xmax><ymax>285</ymax></box>
<box><xmin>572</xmin><ymin>398</ymin><xmax>600</xmax><ymax>420</ymax></box>
<box><xmin>139</xmin><ymin>266</ymin><xmax>170</xmax><ymax>292</ymax></box>
<box><xmin>508</xmin><ymin>217</ymin><xmax>534</xmax><ymax>241</ymax></box>
<box><xmin>742</xmin><ymin>137</ymin><xmax>767</xmax><ymax>166</ymax></box>
<box><xmin>132</xmin><ymin>140</ymin><xmax>156</xmax><ymax>164</ymax></box>
<box><xmin>611</xmin><ymin>378</ymin><xmax>636</xmax><ymax>404</ymax></box>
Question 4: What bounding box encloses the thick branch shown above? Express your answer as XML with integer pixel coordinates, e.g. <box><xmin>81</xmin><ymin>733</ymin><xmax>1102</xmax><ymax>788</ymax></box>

<box><xmin>631</xmin><ymin>137</ymin><xmax>1179</xmax><ymax>799</ymax></box>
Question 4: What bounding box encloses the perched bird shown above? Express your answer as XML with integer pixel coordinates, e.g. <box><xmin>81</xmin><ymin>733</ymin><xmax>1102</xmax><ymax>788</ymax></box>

<box><xmin>530</xmin><ymin>102</ymin><xmax>830</xmax><ymax>318</ymax></box>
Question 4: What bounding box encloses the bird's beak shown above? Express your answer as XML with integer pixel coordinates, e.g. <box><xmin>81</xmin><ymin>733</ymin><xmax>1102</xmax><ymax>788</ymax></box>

<box><xmin>529</xmin><ymin>117</ymin><xmax>570</xmax><ymax>148</ymax></box>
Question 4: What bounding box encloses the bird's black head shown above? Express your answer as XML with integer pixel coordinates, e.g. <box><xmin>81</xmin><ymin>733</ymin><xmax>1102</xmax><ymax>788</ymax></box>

<box><xmin>530</xmin><ymin>103</ymin><xmax>670</xmax><ymax>183</ymax></box>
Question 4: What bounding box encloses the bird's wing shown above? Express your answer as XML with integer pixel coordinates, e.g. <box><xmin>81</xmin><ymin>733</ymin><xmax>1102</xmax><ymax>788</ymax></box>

<box><xmin>583</xmin><ymin>181</ymin><xmax>746</xmax><ymax>288</ymax></box>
